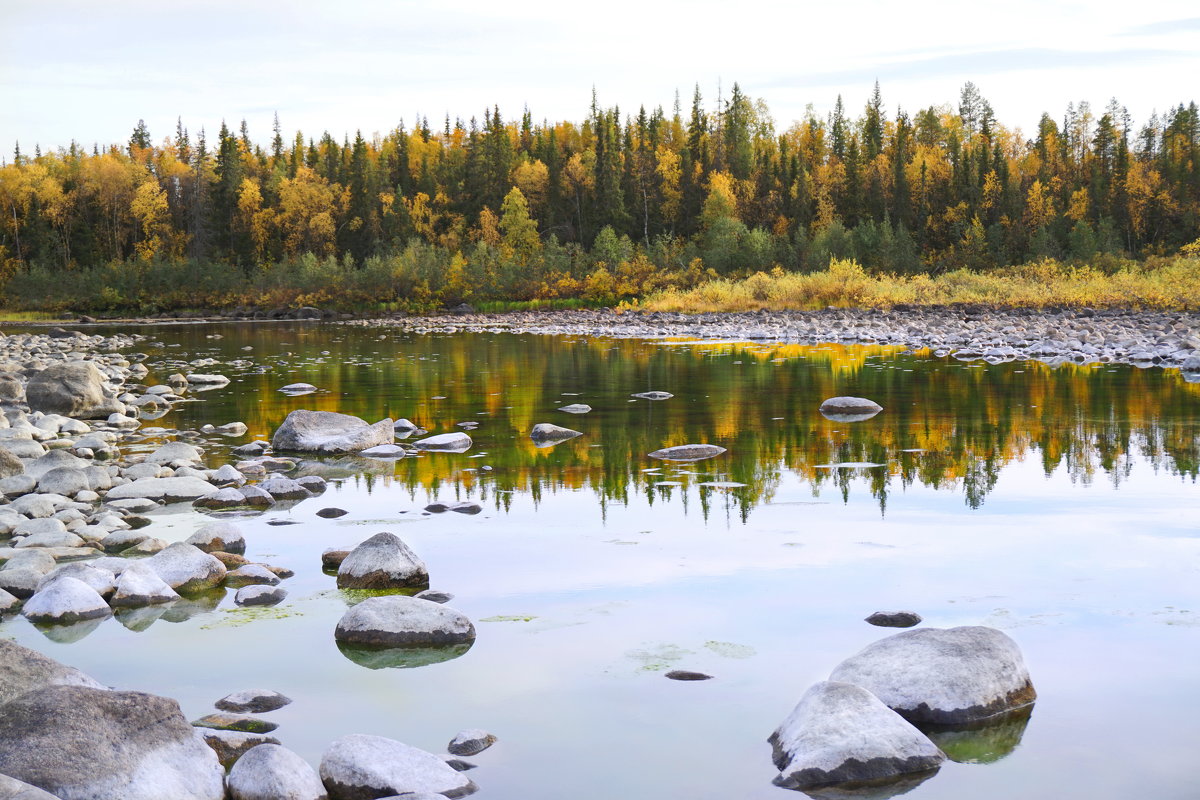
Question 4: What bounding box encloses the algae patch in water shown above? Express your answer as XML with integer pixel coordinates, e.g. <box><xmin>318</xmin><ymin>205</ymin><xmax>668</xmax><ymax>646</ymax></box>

<box><xmin>704</xmin><ymin>640</ymin><xmax>756</xmax><ymax>659</ymax></box>
<box><xmin>201</xmin><ymin>606</ymin><xmax>303</xmax><ymax>629</ymax></box>
<box><xmin>481</xmin><ymin>615</ymin><xmax>538</xmax><ymax>623</ymax></box>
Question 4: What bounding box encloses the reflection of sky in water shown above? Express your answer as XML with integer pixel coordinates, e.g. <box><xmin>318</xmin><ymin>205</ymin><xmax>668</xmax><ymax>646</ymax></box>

<box><xmin>3</xmin><ymin>324</ymin><xmax>1199</xmax><ymax>799</ymax></box>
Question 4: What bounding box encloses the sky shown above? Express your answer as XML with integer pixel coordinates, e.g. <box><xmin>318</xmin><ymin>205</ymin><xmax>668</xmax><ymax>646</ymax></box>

<box><xmin>2</xmin><ymin>0</ymin><xmax>1198</xmax><ymax>154</ymax></box>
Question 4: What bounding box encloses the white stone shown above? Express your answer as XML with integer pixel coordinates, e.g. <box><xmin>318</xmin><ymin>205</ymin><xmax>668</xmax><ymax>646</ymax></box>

<box><xmin>111</xmin><ymin>562</ymin><xmax>181</xmax><ymax>607</ymax></box>
<box><xmin>334</xmin><ymin>595</ymin><xmax>475</xmax><ymax>648</ymax></box>
<box><xmin>411</xmin><ymin>432</ymin><xmax>472</xmax><ymax>452</ymax></box>
<box><xmin>319</xmin><ymin>734</ymin><xmax>476</xmax><ymax>799</ymax></box>
<box><xmin>228</xmin><ymin>744</ymin><xmax>327</xmax><ymax>800</ymax></box>
<box><xmin>106</xmin><ymin>476</ymin><xmax>218</xmax><ymax>502</ymax></box>
<box><xmin>144</xmin><ymin>542</ymin><xmax>227</xmax><ymax>592</ymax></box>
<box><xmin>22</xmin><ymin>576</ymin><xmax>111</xmax><ymax>624</ymax></box>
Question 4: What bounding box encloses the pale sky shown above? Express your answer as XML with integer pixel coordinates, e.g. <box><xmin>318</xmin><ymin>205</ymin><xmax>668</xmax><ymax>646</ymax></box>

<box><xmin>2</xmin><ymin>0</ymin><xmax>1198</xmax><ymax>154</ymax></box>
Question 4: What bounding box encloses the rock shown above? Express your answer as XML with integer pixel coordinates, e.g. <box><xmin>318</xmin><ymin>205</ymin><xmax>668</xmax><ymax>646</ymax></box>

<box><xmin>279</xmin><ymin>383</ymin><xmax>318</xmax><ymax>393</ymax></box>
<box><xmin>336</xmin><ymin>532</ymin><xmax>429</xmax><ymax>590</ymax></box>
<box><xmin>1</xmin><ymin>473</ymin><xmax>36</xmax><ymax>497</ymax></box>
<box><xmin>411</xmin><ymin>432</ymin><xmax>472</xmax><ymax>452</ymax></box>
<box><xmin>393</xmin><ymin>418</ymin><xmax>418</xmax><ymax>432</ymax></box>
<box><xmin>449</xmin><ymin>502</ymin><xmax>481</xmax><ymax>515</ymax></box>
<box><xmin>413</xmin><ymin>589</ymin><xmax>454</xmax><ymax>604</ymax></box>
<box><xmin>122</xmin><ymin>537</ymin><xmax>167</xmax><ymax>556</ymax></box>
<box><xmin>322</xmin><ymin>548</ymin><xmax>351</xmax><ymax>570</ymax></box>
<box><xmin>145</xmin><ymin>441</ymin><xmax>204</xmax><ymax>466</ymax></box>
<box><xmin>35</xmin><ymin>467</ymin><xmax>91</xmax><ymax>496</ymax></box>
<box><xmin>768</xmin><ymin>681</ymin><xmax>945</xmax><ymax>791</ymax></box>
<box><xmin>819</xmin><ymin>396</ymin><xmax>884</xmax><ymax>422</ymax></box>
<box><xmin>0</xmin><ymin>446</ymin><xmax>22</xmax><ymax>479</ymax></box>
<box><xmin>238</xmin><ymin>484</ymin><xmax>275</xmax><ymax>507</ymax></box>
<box><xmin>828</xmin><ymin>626</ymin><xmax>1037</xmax><ymax>724</ymax></box>
<box><xmin>0</xmin><ymin>639</ymin><xmax>105</xmax><ymax>704</ymax></box>
<box><xmin>866</xmin><ymin>611</ymin><xmax>923</xmax><ymax>628</ymax></box>
<box><xmin>1</xmin><ymin>548</ymin><xmax>56</xmax><ymax>575</ymax></box>
<box><xmin>100</xmin><ymin>530</ymin><xmax>148</xmax><ymax>552</ymax></box>
<box><xmin>36</xmin><ymin>563</ymin><xmax>115</xmax><ymax>598</ymax></box>
<box><xmin>295</xmin><ymin>475</ymin><xmax>327</xmax><ymax>494</ymax></box>
<box><xmin>647</xmin><ymin>444</ymin><xmax>727</xmax><ymax>461</ymax></box>
<box><xmin>317</xmin><ymin>507</ymin><xmax>348</xmax><ymax>518</ymax></box>
<box><xmin>192</xmin><ymin>712</ymin><xmax>278</xmax><ymax>734</ymax></box>
<box><xmin>446</xmin><ymin>729</ymin><xmax>496</xmax><ymax>756</ymax></box>
<box><xmin>209</xmin><ymin>464</ymin><xmax>247</xmax><ymax>486</ymax></box>
<box><xmin>0</xmin><ymin>685</ymin><xmax>225</xmax><ymax>800</ymax></box>
<box><xmin>271</xmin><ymin>410</ymin><xmax>394</xmax><ymax>454</ymax></box>
<box><xmin>0</xmin><ymin>569</ymin><xmax>42</xmax><ymax>600</ymax></box>
<box><xmin>144</xmin><ymin>542</ymin><xmax>228</xmax><ymax>593</ymax></box>
<box><xmin>216</xmin><ymin>689</ymin><xmax>292</xmax><ymax>714</ymax></box>
<box><xmin>0</xmin><ymin>773</ymin><xmax>59</xmax><ymax>799</ymax></box>
<box><xmin>216</xmin><ymin>422</ymin><xmax>248</xmax><ymax>436</ymax></box>
<box><xmin>0</xmin><ymin>587</ymin><xmax>20</xmax><ymax>614</ymax></box>
<box><xmin>360</xmin><ymin>444</ymin><xmax>409</xmax><ymax>458</ymax></box>
<box><xmin>235</xmin><ymin>585</ymin><xmax>287</xmax><ymax>606</ymax></box>
<box><xmin>193</xmin><ymin>487</ymin><xmax>250</xmax><ymax>510</ymax></box>
<box><xmin>185</xmin><ymin>374</ymin><xmax>230</xmax><ymax>385</ymax></box>
<box><xmin>25</xmin><ymin>362</ymin><xmax>123</xmax><ymax>418</ymax></box>
<box><xmin>22</xmin><ymin>577</ymin><xmax>111</xmax><ymax>624</ymax></box>
<box><xmin>106</xmin><ymin>476</ymin><xmax>218</xmax><ymax>503</ymax></box>
<box><xmin>319</xmin><ymin>734</ymin><xmax>477</xmax><ymax>799</ymax></box>
<box><xmin>260</xmin><ymin>475</ymin><xmax>312</xmax><ymax>500</ymax></box>
<box><xmin>334</xmin><ymin>596</ymin><xmax>475</xmax><ymax>648</ymax></box>
<box><xmin>529</xmin><ymin>423</ymin><xmax>583</xmax><ymax>446</ymax></box>
<box><xmin>557</xmin><ymin>404</ymin><xmax>592</xmax><ymax>414</ymax></box>
<box><xmin>111</xmin><ymin>562</ymin><xmax>181</xmax><ymax>607</ymax></box>
<box><xmin>631</xmin><ymin>391</ymin><xmax>673</xmax><ymax>400</ymax></box>
<box><xmin>665</xmin><ymin>670</ymin><xmax>713</xmax><ymax>681</ymax></box>
<box><xmin>225</xmin><ymin>564</ymin><xmax>281</xmax><ymax>588</ymax></box>
<box><xmin>186</xmin><ymin>521</ymin><xmax>246</xmax><ymax>554</ymax></box>
<box><xmin>228</xmin><ymin>744</ymin><xmax>327</xmax><ymax>800</ymax></box>
<box><xmin>199</xmin><ymin>729</ymin><xmax>281</xmax><ymax>769</ymax></box>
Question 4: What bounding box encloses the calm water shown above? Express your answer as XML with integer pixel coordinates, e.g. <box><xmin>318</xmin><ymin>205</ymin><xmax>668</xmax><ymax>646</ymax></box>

<box><xmin>5</xmin><ymin>322</ymin><xmax>1200</xmax><ymax>799</ymax></box>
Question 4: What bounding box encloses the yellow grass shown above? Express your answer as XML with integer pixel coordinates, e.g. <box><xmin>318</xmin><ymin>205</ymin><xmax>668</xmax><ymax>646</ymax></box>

<box><xmin>636</xmin><ymin>257</ymin><xmax>1200</xmax><ymax>312</ymax></box>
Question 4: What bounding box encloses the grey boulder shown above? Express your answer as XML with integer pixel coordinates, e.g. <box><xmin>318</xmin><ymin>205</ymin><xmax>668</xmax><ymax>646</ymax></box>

<box><xmin>828</xmin><ymin>626</ymin><xmax>1037</xmax><ymax>724</ymax></box>
<box><xmin>647</xmin><ymin>444</ymin><xmax>727</xmax><ymax>461</ymax></box>
<box><xmin>447</xmin><ymin>729</ymin><xmax>496</xmax><ymax>757</ymax></box>
<box><xmin>411</xmin><ymin>433</ymin><xmax>472</xmax><ymax>452</ymax></box>
<box><xmin>333</xmin><ymin>596</ymin><xmax>475</xmax><ymax>648</ymax></box>
<box><xmin>0</xmin><ymin>446</ymin><xmax>25</xmax><ymax>479</ymax></box>
<box><xmin>336</xmin><ymin>532</ymin><xmax>429</xmax><ymax>590</ymax></box>
<box><xmin>199</xmin><ymin>730</ymin><xmax>281</xmax><ymax>769</ymax></box>
<box><xmin>110</xmin><ymin>562</ymin><xmax>181</xmax><ymax>607</ymax></box>
<box><xmin>0</xmin><ymin>685</ymin><xmax>226</xmax><ymax>800</ymax></box>
<box><xmin>106</xmin><ymin>477</ymin><xmax>218</xmax><ymax>503</ymax></box>
<box><xmin>0</xmin><ymin>639</ymin><xmax>105</xmax><ymax>705</ymax></box>
<box><xmin>228</xmin><ymin>744</ymin><xmax>327</xmax><ymax>800</ymax></box>
<box><xmin>529</xmin><ymin>423</ymin><xmax>583</xmax><ymax>446</ymax></box>
<box><xmin>216</xmin><ymin>689</ymin><xmax>292</xmax><ymax>714</ymax></box>
<box><xmin>186</xmin><ymin>522</ymin><xmax>246</xmax><ymax>554</ymax></box>
<box><xmin>271</xmin><ymin>410</ymin><xmax>394</xmax><ymax>454</ymax></box>
<box><xmin>144</xmin><ymin>542</ymin><xmax>227</xmax><ymax>592</ymax></box>
<box><xmin>22</xmin><ymin>577</ymin><xmax>111</xmax><ymax>624</ymax></box>
<box><xmin>819</xmin><ymin>396</ymin><xmax>884</xmax><ymax>421</ymax></box>
<box><xmin>25</xmin><ymin>362</ymin><xmax>123</xmax><ymax>418</ymax></box>
<box><xmin>319</xmin><ymin>734</ymin><xmax>477</xmax><ymax>799</ymax></box>
<box><xmin>769</xmin><ymin>681</ymin><xmax>944</xmax><ymax>791</ymax></box>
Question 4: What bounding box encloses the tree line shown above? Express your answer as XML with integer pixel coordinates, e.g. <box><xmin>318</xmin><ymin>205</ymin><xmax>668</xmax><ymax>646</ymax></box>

<box><xmin>1</xmin><ymin>82</ymin><xmax>1198</xmax><ymax>310</ymax></box>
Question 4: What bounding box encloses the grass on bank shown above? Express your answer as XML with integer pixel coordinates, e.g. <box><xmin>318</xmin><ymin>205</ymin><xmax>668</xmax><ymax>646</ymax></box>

<box><xmin>634</xmin><ymin>256</ymin><xmax>1200</xmax><ymax>312</ymax></box>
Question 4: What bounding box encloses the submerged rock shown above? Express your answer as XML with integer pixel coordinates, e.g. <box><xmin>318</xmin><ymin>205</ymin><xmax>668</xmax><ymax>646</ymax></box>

<box><xmin>828</xmin><ymin>626</ymin><xmax>1036</xmax><ymax>724</ymax></box>
<box><xmin>647</xmin><ymin>444</ymin><xmax>727</xmax><ymax>461</ymax></box>
<box><xmin>769</xmin><ymin>681</ymin><xmax>944</xmax><ymax>791</ymax></box>
<box><xmin>665</xmin><ymin>670</ymin><xmax>713</xmax><ymax>681</ymax></box>
<box><xmin>319</xmin><ymin>734</ymin><xmax>477</xmax><ymax>799</ymax></box>
<box><xmin>336</xmin><ymin>532</ymin><xmax>429</xmax><ymax>590</ymax></box>
<box><xmin>557</xmin><ymin>403</ymin><xmax>592</xmax><ymax>414</ymax></box>
<box><xmin>0</xmin><ymin>685</ymin><xmax>226</xmax><ymax>800</ymax></box>
<box><xmin>192</xmin><ymin>712</ymin><xmax>278</xmax><ymax>734</ymax></box>
<box><xmin>199</xmin><ymin>729</ymin><xmax>282</xmax><ymax>769</ymax></box>
<box><xmin>271</xmin><ymin>410</ymin><xmax>394</xmax><ymax>454</ymax></box>
<box><xmin>235</xmin><ymin>585</ymin><xmax>287</xmax><ymax>606</ymax></box>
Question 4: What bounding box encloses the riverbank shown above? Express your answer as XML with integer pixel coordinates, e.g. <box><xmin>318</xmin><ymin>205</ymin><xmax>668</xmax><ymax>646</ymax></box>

<box><xmin>349</xmin><ymin>306</ymin><xmax>1200</xmax><ymax>374</ymax></box>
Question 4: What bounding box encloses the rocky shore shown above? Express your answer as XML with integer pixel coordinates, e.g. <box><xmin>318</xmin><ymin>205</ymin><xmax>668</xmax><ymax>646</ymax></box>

<box><xmin>350</xmin><ymin>307</ymin><xmax>1200</xmax><ymax>376</ymax></box>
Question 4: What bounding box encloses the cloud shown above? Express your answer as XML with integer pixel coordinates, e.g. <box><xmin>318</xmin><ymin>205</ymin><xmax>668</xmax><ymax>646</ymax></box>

<box><xmin>1120</xmin><ymin>17</ymin><xmax>1200</xmax><ymax>36</ymax></box>
<box><xmin>762</xmin><ymin>47</ymin><xmax>1194</xmax><ymax>89</ymax></box>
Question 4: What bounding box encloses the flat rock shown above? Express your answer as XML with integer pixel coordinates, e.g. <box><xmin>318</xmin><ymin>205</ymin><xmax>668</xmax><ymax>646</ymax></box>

<box><xmin>106</xmin><ymin>476</ymin><xmax>218</xmax><ymax>502</ymax></box>
<box><xmin>22</xmin><ymin>576</ymin><xmax>111</xmax><ymax>624</ymax></box>
<box><xmin>186</xmin><ymin>522</ymin><xmax>246</xmax><ymax>554</ymax></box>
<box><xmin>235</xmin><ymin>585</ymin><xmax>287</xmax><ymax>606</ymax></box>
<box><xmin>25</xmin><ymin>362</ymin><xmax>123</xmax><ymax>418</ymax></box>
<box><xmin>216</xmin><ymin>689</ymin><xmax>292</xmax><ymax>714</ymax></box>
<box><xmin>769</xmin><ymin>680</ymin><xmax>944</xmax><ymax>791</ymax></box>
<box><xmin>819</xmin><ymin>396</ymin><xmax>884</xmax><ymax>422</ymax></box>
<box><xmin>0</xmin><ymin>685</ymin><xmax>226</xmax><ymax>800</ymax></box>
<box><xmin>271</xmin><ymin>410</ymin><xmax>394</xmax><ymax>454</ymax></box>
<box><xmin>529</xmin><ymin>423</ymin><xmax>583</xmax><ymax>446</ymax></box>
<box><xmin>828</xmin><ymin>626</ymin><xmax>1036</xmax><ymax>724</ymax></box>
<box><xmin>647</xmin><ymin>444</ymin><xmax>727</xmax><ymax>461</ymax></box>
<box><xmin>145</xmin><ymin>441</ymin><xmax>204</xmax><ymax>466</ymax></box>
<box><xmin>447</xmin><ymin>729</ymin><xmax>496</xmax><ymax>757</ymax></box>
<box><xmin>185</xmin><ymin>374</ymin><xmax>230</xmax><ymax>384</ymax></box>
<box><xmin>279</xmin><ymin>383</ymin><xmax>318</xmax><ymax>393</ymax></box>
<box><xmin>360</xmin><ymin>444</ymin><xmax>409</xmax><ymax>458</ymax></box>
<box><xmin>866</xmin><ymin>611</ymin><xmax>923</xmax><ymax>628</ymax></box>
<box><xmin>411</xmin><ymin>432</ymin><xmax>472</xmax><ymax>452</ymax></box>
<box><xmin>334</xmin><ymin>595</ymin><xmax>475</xmax><ymax>648</ymax></box>
<box><xmin>192</xmin><ymin>713</ymin><xmax>279</xmax><ymax>734</ymax></box>
<box><xmin>665</xmin><ymin>670</ymin><xmax>713</xmax><ymax>681</ymax></box>
<box><xmin>337</xmin><ymin>532</ymin><xmax>429</xmax><ymax>590</ymax></box>
<box><xmin>414</xmin><ymin>589</ymin><xmax>453</xmax><ymax>604</ymax></box>
<box><xmin>199</xmin><ymin>729</ymin><xmax>281</xmax><ymax>769</ymax></box>
<box><xmin>557</xmin><ymin>404</ymin><xmax>592</xmax><ymax>414</ymax></box>
<box><xmin>144</xmin><ymin>542</ymin><xmax>227</xmax><ymax>593</ymax></box>
<box><xmin>225</xmin><ymin>564</ymin><xmax>281</xmax><ymax>588</ymax></box>
<box><xmin>319</xmin><ymin>734</ymin><xmax>477</xmax><ymax>799</ymax></box>
<box><xmin>227</xmin><ymin>744</ymin><xmax>327</xmax><ymax>800</ymax></box>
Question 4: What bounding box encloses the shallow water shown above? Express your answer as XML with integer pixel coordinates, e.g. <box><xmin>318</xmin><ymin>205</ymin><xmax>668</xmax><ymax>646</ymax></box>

<box><xmin>4</xmin><ymin>322</ymin><xmax>1200</xmax><ymax>799</ymax></box>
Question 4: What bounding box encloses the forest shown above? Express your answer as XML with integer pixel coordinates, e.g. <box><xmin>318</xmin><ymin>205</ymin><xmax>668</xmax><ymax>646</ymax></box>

<box><xmin>1</xmin><ymin>82</ymin><xmax>1198</xmax><ymax>313</ymax></box>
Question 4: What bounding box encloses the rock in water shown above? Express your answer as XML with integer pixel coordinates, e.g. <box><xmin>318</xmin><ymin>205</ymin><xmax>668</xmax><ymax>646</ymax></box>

<box><xmin>529</xmin><ymin>423</ymin><xmax>583</xmax><ymax>446</ymax></box>
<box><xmin>22</xmin><ymin>577</ymin><xmax>112</xmax><ymax>624</ymax></box>
<box><xmin>819</xmin><ymin>396</ymin><xmax>884</xmax><ymax>422</ymax></box>
<box><xmin>110</xmin><ymin>562</ymin><xmax>181</xmax><ymax>608</ymax></box>
<box><xmin>0</xmin><ymin>685</ymin><xmax>226</xmax><ymax>800</ymax></box>
<box><xmin>333</xmin><ymin>596</ymin><xmax>475</xmax><ymax>648</ymax></box>
<box><xmin>631</xmin><ymin>391</ymin><xmax>673</xmax><ymax>400</ymax></box>
<box><xmin>186</xmin><ymin>522</ymin><xmax>246</xmax><ymax>554</ymax></box>
<box><xmin>0</xmin><ymin>639</ymin><xmax>104</xmax><ymax>705</ymax></box>
<box><xmin>227</xmin><ymin>744</ymin><xmax>327</xmax><ymax>800</ymax></box>
<box><xmin>865</xmin><ymin>610</ymin><xmax>922</xmax><ymax>628</ymax></box>
<box><xmin>557</xmin><ymin>404</ymin><xmax>591</xmax><ymax>414</ymax></box>
<box><xmin>319</xmin><ymin>734</ymin><xmax>477</xmax><ymax>799</ymax></box>
<box><xmin>271</xmin><ymin>410</ymin><xmax>394</xmax><ymax>454</ymax></box>
<box><xmin>647</xmin><ymin>444</ymin><xmax>727</xmax><ymax>462</ymax></box>
<box><xmin>199</xmin><ymin>729</ymin><xmax>282</xmax><ymax>769</ymax></box>
<box><xmin>828</xmin><ymin>626</ymin><xmax>1036</xmax><ymax>724</ymax></box>
<box><xmin>235</xmin><ymin>586</ymin><xmax>287</xmax><ymax>606</ymax></box>
<box><xmin>447</xmin><ymin>729</ymin><xmax>497</xmax><ymax>756</ymax></box>
<box><xmin>768</xmin><ymin>681</ymin><xmax>944</xmax><ymax>791</ymax></box>
<box><xmin>336</xmin><ymin>532</ymin><xmax>429</xmax><ymax>590</ymax></box>
<box><xmin>411</xmin><ymin>433</ymin><xmax>473</xmax><ymax>452</ymax></box>
<box><xmin>106</xmin><ymin>477</ymin><xmax>219</xmax><ymax>503</ymax></box>
<box><xmin>144</xmin><ymin>542</ymin><xmax>227</xmax><ymax>592</ymax></box>
<box><xmin>216</xmin><ymin>689</ymin><xmax>292</xmax><ymax>714</ymax></box>
<box><xmin>25</xmin><ymin>362</ymin><xmax>123</xmax><ymax>418</ymax></box>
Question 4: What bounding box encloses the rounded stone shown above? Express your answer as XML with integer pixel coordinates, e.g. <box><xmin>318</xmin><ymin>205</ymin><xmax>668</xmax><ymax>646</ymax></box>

<box><xmin>336</xmin><ymin>532</ymin><xmax>429</xmax><ymax>590</ymax></box>
<box><xmin>334</xmin><ymin>595</ymin><xmax>475</xmax><ymax>648</ymax></box>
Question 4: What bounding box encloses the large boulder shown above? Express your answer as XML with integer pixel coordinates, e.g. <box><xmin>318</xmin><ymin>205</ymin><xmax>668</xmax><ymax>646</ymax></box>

<box><xmin>0</xmin><ymin>685</ymin><xmax>226</xmax><ymax>800</ymax></box>
<box><xmin>271</xmin><ymin>410</ymin><xmax>393</xmax><ymax>454</ymax></box>
<box><xmin>336</xmin><ymin>532</ymin><xmax>429</xmax><ymax>590</ymax></box>
<box><xmin>106</xmin><ymin>476</ymin><xmax>218</xmax><ymax>503</ymax></box>
<box><xmin>768</xmin><ymin>681</ymin><xmax>945</xmax><ymax>791</ymax></box>
<box><xmin>0</xmin><ymin>773</ymin><xmax>59</xmax><ymax>799</ymax></box>
<box><xmin>21</xmin><ymin>577</ymin><xmax>111</xmax><ymax>624</ymax></box>
<box><xmin>144</xmin><ymin>542</ymin><xmax>227</xmax><ymax>593</ymax></box>
<box><xmin>319</xmin><ymin>734</ymin><xmax>477</xmax><ymax>799</ymax></box>
<box><xmin>0</xmin><ymin>639</ymin><xmax>105</xmax><ymax>705</ymax></box>
<box><xmin>24</xmin><ymin>362</ymin><xmax>123</xmax><ymax>419</ymax></box>
<box><xmin>828</xmin><ymin>626</ymin><xmax>1036</xmax><ymax>724</ymax></box>
<box><xmin>333</xmin><ymin>596</ymin><xmax>475</xmax><ymax>648</ymax></box>
<box><xmin>110</xmin><ymin>562</ymin><xmax>181</xmax><ymax>608</ymax></box>
<box><xmin>227</xmin><ymin>744</ymin><xmax>327</xmax><ymax>800</ymax></box>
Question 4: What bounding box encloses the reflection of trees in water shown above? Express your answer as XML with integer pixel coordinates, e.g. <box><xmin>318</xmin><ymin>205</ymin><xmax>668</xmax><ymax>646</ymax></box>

<box><xmin>149</xmin><ymin>325</ymin><xmax>1200</xmax><ymax>517</ymax></box>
